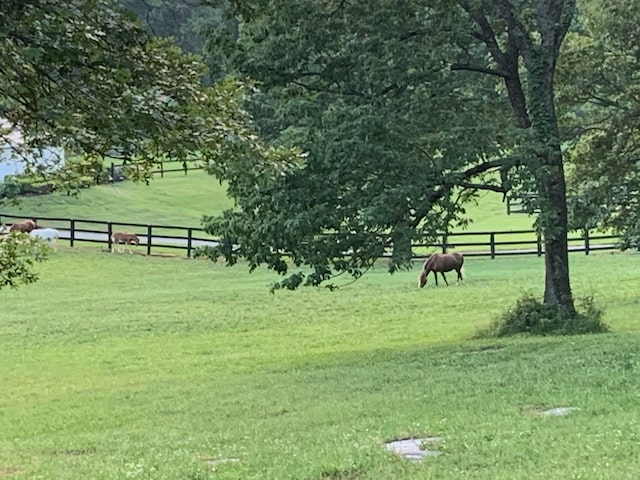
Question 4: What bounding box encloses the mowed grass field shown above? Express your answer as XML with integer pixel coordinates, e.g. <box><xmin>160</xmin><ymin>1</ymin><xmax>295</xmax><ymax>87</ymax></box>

<box><xmin>2</xmin><ymin>246</ymin><xmax>640</xmax><ymax>479</ymax></box>
<box><xmin>0</xmin><ymin>170</ymin><xmax>235</xmax><ymax>227</ymax></box>
<box><xmin>0</xmin><ymin>174</ymin><xmax>636</xmax><ymax>478</ymax></box>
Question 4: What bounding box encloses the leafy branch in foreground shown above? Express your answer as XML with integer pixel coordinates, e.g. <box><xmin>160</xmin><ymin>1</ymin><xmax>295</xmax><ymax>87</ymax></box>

<box><xmin>0</xmin><ymin>234</ymin><xmax>49</xmax><ymax>290</ymax></box>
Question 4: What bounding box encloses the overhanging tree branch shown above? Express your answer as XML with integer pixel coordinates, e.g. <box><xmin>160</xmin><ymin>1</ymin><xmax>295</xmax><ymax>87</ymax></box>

<box><xmin>451</xmin><ymin>63</ymin><xmax>508</xmax><ymax>77</ymax></box>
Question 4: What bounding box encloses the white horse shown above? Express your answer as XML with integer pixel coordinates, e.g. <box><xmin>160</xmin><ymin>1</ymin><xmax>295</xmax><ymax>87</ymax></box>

<box><xmin>30</xmin><ymin>228</ymin><xmax>61</xmax><ymax>251</ymax></box>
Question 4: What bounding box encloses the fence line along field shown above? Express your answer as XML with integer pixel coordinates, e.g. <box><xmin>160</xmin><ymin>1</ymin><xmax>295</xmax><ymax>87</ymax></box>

<box><xmin>2</xmin><ymin>249</ymin><xmax>640</xmax><ymax>479</ymax></box>
<box><xmin>0</xmin><ymin>212</ymin><xmax>621</xmax><ymax>258</ymax></box>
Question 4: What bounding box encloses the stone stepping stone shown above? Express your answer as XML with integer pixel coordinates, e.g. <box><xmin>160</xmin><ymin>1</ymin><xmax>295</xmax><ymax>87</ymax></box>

<box><xmin>538</xmin><ymin>406</ymin><xmax>579</xmax><ymax>416</ymax></box>
<box><xmin>385</xmin><ymin>437</ymin><xmax>442</xmax><ymax>462</ymax></box>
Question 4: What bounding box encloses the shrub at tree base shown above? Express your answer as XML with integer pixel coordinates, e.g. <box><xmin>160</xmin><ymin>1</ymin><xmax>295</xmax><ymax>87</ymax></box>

<box><xmin>476</xmin><ymin>294</ymin><xmax>608</xmax><ymax>337</ymax></box>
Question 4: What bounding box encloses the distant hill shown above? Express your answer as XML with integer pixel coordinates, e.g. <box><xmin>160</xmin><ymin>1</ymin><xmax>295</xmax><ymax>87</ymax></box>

<box><xmin>0</xmin><ymin>170</ymin><xmax>233</xmax><ymax>227</ymax></box>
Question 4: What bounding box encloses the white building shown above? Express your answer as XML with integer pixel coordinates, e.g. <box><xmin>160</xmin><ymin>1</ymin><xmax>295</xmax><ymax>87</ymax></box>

<box><xmin>0</xmin><ymin>119</ymin><xmax>65</xmax><ymax>182</ymax></box>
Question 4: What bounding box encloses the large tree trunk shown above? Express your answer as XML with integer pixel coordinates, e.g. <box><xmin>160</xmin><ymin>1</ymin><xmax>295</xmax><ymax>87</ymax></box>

<box><xmin>538</xmin><ymin>145</ymin><xmax>574</xmax><ymax>310</ymax></box>
<box><xmin>528</xmin><ymin>48</ymin><xmax>575</xmax><ymax>311</ymax></box>
<box><xmin>464</xmin><ymin>0</ymin><xmax>577</xmax><ymax>310</ymax></box>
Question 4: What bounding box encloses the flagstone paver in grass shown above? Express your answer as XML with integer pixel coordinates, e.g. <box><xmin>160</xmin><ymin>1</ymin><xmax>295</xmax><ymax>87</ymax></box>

<box><xmin>538</xmin><ymin>407</ymin><xmax>580</xmax><ymax>416</ymax></box>
<box><xmin>385</xmin><ymin>437</ymin><xmax>443</xmax><ymax>462</ymax></box>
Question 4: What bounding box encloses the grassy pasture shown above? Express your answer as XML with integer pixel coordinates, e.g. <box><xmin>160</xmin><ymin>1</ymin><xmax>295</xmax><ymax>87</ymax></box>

<box><xmin>0</xmin><ymin>170</ymin><xmax>234</xmax><ymax>227</ymax></box>
<box><xmin>2</xmin><ymin>248</ymin><xmax>640</xmax><ymax>479</ymax></box>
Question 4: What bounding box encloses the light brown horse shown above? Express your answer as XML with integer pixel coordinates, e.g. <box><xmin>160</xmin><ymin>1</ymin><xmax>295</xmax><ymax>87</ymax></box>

<box><xmin>111</xmin><ymin>232</ymin><xmax>140</xmax><ymax>254</ymax></box>
<box><xmin>418</xmin><ymin>252</ymin><xmax>464</xmax><ymax>288</ymax></box>
<box><xmin>8</xmin><ymin>219</ymin><xmax>38</xmax><ymax>233</ymax></box>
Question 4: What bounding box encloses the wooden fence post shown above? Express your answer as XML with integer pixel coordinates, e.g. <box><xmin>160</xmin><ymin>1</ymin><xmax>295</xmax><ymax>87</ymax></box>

<box><xmin>187</xmin><ymin>228</ymin><xmax>193</xmax><ymax>258</ymax></box>
<box><xmin>110</xmin><ymin>163</ymin><xmax>115</xmax><ymax>183</ymax></box>
<box><xmin>160</xmin><ymin>162</ymin><xmax>164</xmax><ymax>178</ymax></box>
<box><xmin>70</xmin><ymin>219</ymin><xmax>75</xmax><ymax>247</ymax></box>
<box><xmin>146</xmin><ymin>225</ymin><xmax>152</xmax><ymax>256</ymax></box>
<box><xmin>441</xmin><ymin>233</ymin><xmax>448</xmax><ymax>253</ymax></box>
<box><xmin>107</xmin><ymin>222</ymin><xmax>113</xmax><ymax>251</ymax></box>
<box><xmin>536</xmin><ymin>232</ymin><xmax>542</xmax><ymax>256</ymax></box>
<box><xmin>490</xmin><ymin>232</ymin><xmax>495</xmax><ymax>259</ymax></box>
<box><xmin>584</xmin><ymin>228</ymin><xmax>590</xmax><ymax>255</ymax></box>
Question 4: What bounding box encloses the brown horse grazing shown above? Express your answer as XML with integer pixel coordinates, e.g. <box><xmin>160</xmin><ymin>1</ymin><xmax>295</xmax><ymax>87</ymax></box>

<box><xmin>111</xmin><ymin>232</ymin><xmax>140</xmax><ymax>254</ymax></box>
<box><xmin>418</xmin><ymin>252</ymin><xmax>464</xmax><ymax>288</ymax></box>
<box><xmin>8</xmin><ymin>219</ymin><xmax>38</xmax><ymax>233</ymax></box>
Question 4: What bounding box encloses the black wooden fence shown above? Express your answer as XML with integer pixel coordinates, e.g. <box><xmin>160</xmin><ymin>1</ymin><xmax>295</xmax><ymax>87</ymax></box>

<box><xmin>108</xmin><ymin>160</ymin><xmax>204</xmax><ymax>182</ymax></box>
<box><xmin>0</xmin><ymin>213</ymin><xmax>213</xmax><ymax>258</ymax></box>
<box><xmin>0</xmin><ymin>213</ymin><xmax>620</xmax><ymax>259</ymax></box>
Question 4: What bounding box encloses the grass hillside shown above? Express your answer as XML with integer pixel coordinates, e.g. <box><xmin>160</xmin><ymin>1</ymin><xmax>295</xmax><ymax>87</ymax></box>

<box><xmin>1</xmin><ymin>171</ymin><xmax>535</xmax><ymax>231</ymax></box>
<box><xmin>0</xmin><ymin>170</ymin><xmax>234</xmax><ymax>227</ymax></box>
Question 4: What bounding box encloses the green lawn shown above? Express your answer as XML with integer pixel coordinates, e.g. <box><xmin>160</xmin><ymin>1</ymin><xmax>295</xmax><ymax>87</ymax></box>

<box><xmin>1</xmin><ymin>249</ymin><xmax>640</xmax><ymax>479</ymax></box>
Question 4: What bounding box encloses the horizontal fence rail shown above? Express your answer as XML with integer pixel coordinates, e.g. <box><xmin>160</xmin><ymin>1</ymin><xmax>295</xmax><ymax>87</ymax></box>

<box><xmin>0</xmin><ymin>213</ymin><xmax>621</xmax><ymax>259</ymax></box>
<box><xmin>109</xmin><ymin>160</ymin><xmax>205</xmax><ymax>182</ymax></box>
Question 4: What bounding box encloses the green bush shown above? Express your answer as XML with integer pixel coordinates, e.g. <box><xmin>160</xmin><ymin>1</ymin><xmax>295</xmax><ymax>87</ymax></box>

<box><xmin>476</xmin><ymin>293</ymin><xmax>608</xmax><ymax>337</ymax></box>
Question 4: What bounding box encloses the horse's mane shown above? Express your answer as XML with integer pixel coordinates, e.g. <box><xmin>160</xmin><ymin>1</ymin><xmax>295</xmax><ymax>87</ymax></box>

<box><xmin>423</xmin><ymin>253</ymin><xmax>444</xmax><ymax>270</ymax></box>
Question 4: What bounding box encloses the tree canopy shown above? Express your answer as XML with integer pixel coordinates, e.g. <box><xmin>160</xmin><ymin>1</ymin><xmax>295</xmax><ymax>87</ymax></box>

<box><xmin>200</xmin><ymin>0</ymin><xmax>584</xmax><ymax>307</ymax></box>
<box><xmin>562</xmin><ymin>0</ymin><xmax>640</xmax><ymax>248</ymax></box>
<box><xmin>0</xmin><ymin>0</ymin><xmax>286</xmax><ymax>289</ymax></box>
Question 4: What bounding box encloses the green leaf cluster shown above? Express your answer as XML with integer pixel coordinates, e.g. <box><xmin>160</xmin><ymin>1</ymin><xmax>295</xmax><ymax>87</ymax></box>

<box><xmin>477</xmin><ymin>293</ymin><xmax>608</xmax><ymax>337</ymax></box>
<box><xmin>562</xmin><ymin>0</ymin><xmax>640</xmax><ymax>249</ymax></box>
<box><xmin>0</xmin><ymin>233</ymin><xmax>49</xmax><ymax>290</ymax></box>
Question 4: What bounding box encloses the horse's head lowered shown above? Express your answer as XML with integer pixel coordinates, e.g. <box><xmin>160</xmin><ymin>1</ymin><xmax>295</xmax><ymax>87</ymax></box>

<box><xmin>8</xmin><ymin>219</ymin><xmax>38</xmax><ymax>233</ymax></box>
<box><xmin>418</xmin><ymin>270</ymin><xmax>429</xmax><ymax>288</ymax></box>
